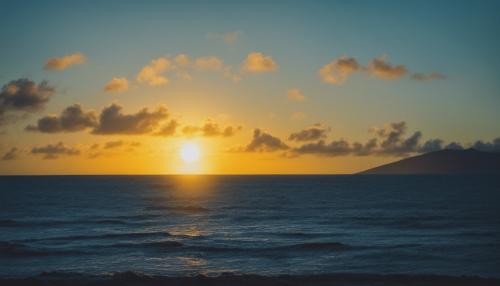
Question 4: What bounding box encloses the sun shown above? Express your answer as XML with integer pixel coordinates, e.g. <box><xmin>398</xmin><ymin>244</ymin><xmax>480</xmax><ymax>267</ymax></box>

<box><xmin>180</xmin><ymin>142</ymin><xmax>200</xmax><ymax>163</ymax></box>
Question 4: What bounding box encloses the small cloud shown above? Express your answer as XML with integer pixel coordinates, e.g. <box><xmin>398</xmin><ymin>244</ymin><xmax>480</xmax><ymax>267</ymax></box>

<box><xmin>318</xmin><ymin>57</ymin><xmax>362</xmax><ymax>84</ymax></box>
<box><xmin>223</xmin><ymin>31</ymin><xmax>242</xmax><ymax>45</ymax></box>
<box><xmin>411</xmin><ymin>72</ymin><xmax>446</xmax><ymax>81</ymax></box>
<box><xmin>2</xmin><ymin>147</ymin><xmax>20</xmax><ymax>160</ymax></box>
<box><xmin>92</xmin><ymin>104</ymin><xmax>169</xmax><ymax>135</ymax></box>
<box><xmin>245</xmin><ymin>129</ymin><xmax>289</xmax><ymax>152</ymax></box>
<box><xmin>104</xmin><ymin>77</ymin><xmax>129</xmax><ymax>92</ymax></box>
<box><xmin>207</xmin><ymin>31</ymin><xmax>242</xmax><ymax>45</ymax></box>
<box><xmin>44</xmin><ymin>52</ymin><xmax>86</xmax><ymax>71</ymax></box>
<box><xmin>368</xmin><ymin>56</ymin><xmax>407</xmax><ymax>80</ymax></box>
<box><xmin>242</xmin><ymin>52</ymin><xmax>277</xmax><ymax>73</ymax></box>
<box><xmin>287</xmin><ymin>88</ymin><xmax>306</xmax><ymax>102</ymax></box>
<box><xmin>31</xmin><ymin>142</ymin><xmax>80</xmax><ymax>159</ymax></box>
<box><xmin>25</xmin><ymin>104</ymin><xmax>97</xmax><ymax>133</ymax></box>
<box><xmin>136</xmin><ymin>57</ymin><xmax>172</xmax><ymax>86</ymax></box>
<box><xmin>195</xmin><ymin>56</ymin><xmax>224</xmax><ymax>70</ymax></box>
<box><xmin>291</xmin><ymin>111</ymin><xmax>306</xmax><ymax>121</ymax></box>
<box><xmin>181</xmin><ymin>119</ymin><xmax>241</xmax><ymax>137</ymax></box>
<box><xmin>0</xmin><ymin>79</ymin><xmax>54</xmax><ymax>125</ymax></box>
<box><xmin>289</xmin><ymin>124</ymin><xmax>329</xmax><ymax>142</ymax></box>
<box><xmin>104</xmin><ymin>140</ymin><xmax>124</xmax><ymax>149</ymax></box>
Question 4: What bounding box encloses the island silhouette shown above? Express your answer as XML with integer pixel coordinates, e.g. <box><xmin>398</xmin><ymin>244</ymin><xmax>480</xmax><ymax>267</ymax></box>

<box><xmin>360</xmin><ymin>149</ymin><xmax>500</xmax><ymax>174</ymax></box>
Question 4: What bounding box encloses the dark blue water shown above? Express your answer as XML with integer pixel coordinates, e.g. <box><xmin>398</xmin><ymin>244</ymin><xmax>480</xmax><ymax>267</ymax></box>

<box><xmin>0</xmin><ymin>175</ymin><xmax>499</xmax><ymax>278</ymax></box>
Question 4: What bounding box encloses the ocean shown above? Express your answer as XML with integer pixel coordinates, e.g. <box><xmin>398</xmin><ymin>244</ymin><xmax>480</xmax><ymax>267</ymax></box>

<box><xmin>1</xmin><ymin>175</ymin><xmax>499</xmax><ymax>279</ymax></box>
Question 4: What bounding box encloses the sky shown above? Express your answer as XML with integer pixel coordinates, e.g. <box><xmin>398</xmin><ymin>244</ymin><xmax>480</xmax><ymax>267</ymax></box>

<box><xmin>0</xmin><ymin>0</ymin><xmax>499</xmax><ymax>174</ymax></box>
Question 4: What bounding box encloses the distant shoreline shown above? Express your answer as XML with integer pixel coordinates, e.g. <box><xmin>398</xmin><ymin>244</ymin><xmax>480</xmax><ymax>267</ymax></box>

<box><xmin>2</xmin><ymin>272</ymin><xmax>500</xmax><ymax>286</ymax></box>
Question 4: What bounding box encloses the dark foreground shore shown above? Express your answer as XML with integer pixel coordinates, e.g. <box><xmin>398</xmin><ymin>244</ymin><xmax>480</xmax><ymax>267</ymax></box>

<box><xmin>1</xmin><ymin>272</ymin><xmax>500</xmax><ymax>286</ymax></box>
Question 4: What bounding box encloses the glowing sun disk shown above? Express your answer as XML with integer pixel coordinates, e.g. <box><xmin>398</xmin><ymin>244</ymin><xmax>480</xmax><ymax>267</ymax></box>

<box><xmin>180</xmin><ymin>143</ymin><xmax>200</xmax><ymax>163</ymax></box>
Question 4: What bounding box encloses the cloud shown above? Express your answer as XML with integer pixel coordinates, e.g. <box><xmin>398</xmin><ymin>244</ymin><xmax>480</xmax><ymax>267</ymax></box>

<box><xmin>136</xmin><ymin>57</ymin><xmax>172</xmax><ymax>86</ymax></box>
<box><xmin>195</xmin><ymin>56</ymin><xmax>224</xmax><ymax>70</ymax></box>
<box><xmin>175</xmin><ymin>54</ymin><xmax>191</xmax><ymax>68</ymax></box>
<box><xmin>445</xmin><ymin>142</ymin><xmax>464</xmax><ymax>150</ymax></box>
<box><xmin>291</xmin><ymin>111</ymin><xmax>306</xmax><ymax>121</ymax></box>
<box><xmin>2</xmin><ymin>147</ymin><xmax>20</xmax><ymax>160</ymax></box>
<box><xmin>242</xmin><ymin>52</ymin><xmax>277</xmax><ymax>73</ymax></box>
<box><xmin>104</xmin><ymin>140</ymin><xmax>125</xmax><ymax>149</ymax></box>
<box><xmin>245</xmin><ymin>129</ymin><xmax>289</xmax><ymax>152</ymax></box>
<box><xmin>182</xmin><ymin>119</ymin><xmax>241</xmax><ymax>137</ymax></box>
<box><xmin>319</xmin><ymin>55</ymin><xmax>442</xmax><ymax>85</ymax></box>
<box><xmin>368</xmin><ymin>56</ymin><xmax>407</xmax><ymax>80</ymax></box>
<box><xmin>25</xmin><ymin>104</ymin><xmax>97</xmax><ymax>133</ymax></box>
<box><xmin>207</xmin><ymin>31</ymin><xmax>242</xmax><ymax>45</ymax></box>
<box><xmin>31</xmin><ymin>142</ymin><xmax>80</xmax><ymax>159</ymax></box>
<box><xmin>411</xmin><ymin>72</ymin><xmax>446</xmax><ymax>81</ymax></box>
<box><xmin>44</xmin><ymin>52</ymin><xmax>86</xmax><ymax>71</ymax></box>
<box><xmin>318</xmin><ymin>57</ymin><xmax>362</xmax><ymax>84</ymax></box>
<box><xmin>292</xmin><ymin>139</ymin><xmax>352</xmax><ymax>156</ymax></box>
<box><xmin>0</xmin><ymin>79</ymin><xmax>54</xmax><ymax>125</ymax></box>
<box><xmin>472</xmin><ymin>138</ymin><xmax>500</xmax><ymax>152</ymax></box>
<box><xmin>154</xmin><ymin>120</ymin><xmax>179</xmax><ymax>136</ymax></box>
<box><xmin>92</xmin><ymin>104</ymin><xmax>169</xmax><ymax>135</ymax></box>
<box><xmin>418</xmin><ymin>139</ymin><xmax>444</xmax><ymax>153</ymax></box>
<box><xmin>376</xmin><ymin>121</ymin><xmax>421</xmax><ymax>155</ymax></box>
<box><xmin>289</xmin><ymin>124</ymin><xmax>329</xmax><ymax>142</ymax></box>
<box><xmin>104</xmin><ymin>77</ymin><xmax>129</xmax><ymax>92</ymax></box>
<box><xmin>351</xmin><ymin>139</ymin><xmax>378</xmax><ymax>156</ymax></box>
<box><xmin>287</xmin><ymin>88</ymin><xmax>306</xmax><ymax>102</ymax></box>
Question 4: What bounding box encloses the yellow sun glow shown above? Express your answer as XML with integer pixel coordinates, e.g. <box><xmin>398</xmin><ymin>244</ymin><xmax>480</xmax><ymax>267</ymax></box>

<box><xmin>180</xmin><ymin>142</ymin><xmax>200</xmax><ymax>163</ymax></box>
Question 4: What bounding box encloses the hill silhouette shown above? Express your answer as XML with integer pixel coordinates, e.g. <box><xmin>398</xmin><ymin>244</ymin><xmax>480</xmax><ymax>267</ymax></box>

<box><xmin>360</xmin><ymin>149</ymin><xmax>500</xmax><ymax>174</ymax></box>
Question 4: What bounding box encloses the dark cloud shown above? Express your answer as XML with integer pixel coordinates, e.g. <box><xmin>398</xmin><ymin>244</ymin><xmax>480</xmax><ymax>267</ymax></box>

<box><xmin>368</xmin><ymin>57</ymin><xmax>407</xmax><ymax>80</ymax></box>
<box><xmin>288</xmin><ymin>124</ymin><xmax>329</xmax><ymax>142</ymax></box>
<box><xmin>472</xmin><ymin>138</ymin><xmax>500</xmax><ymax>152</ymax></box>
<box><xmin>376</xmin><ymin>121</ymin><xmax>422</xmax><ymax>156</ymax></box>
<box><xmin>25</xmin><ymin>104</ymin><xmax>97</xmax><ymax>133</ymax></box>
<box><xmin>445</xmin><ymin>142</ymin><xmax>464</xmax><ymax>150</ymax></box>
<box><xmin>31</xmin><ymin>142</ymin><xmax>80</xmax><ymax>159</ymax></box>
<box><xmin>92</xmin><ymin>104</ymin><xmax>169</xmax><ymax>135</ymax></box>
<box><xmin>104</xmin><ymin>140</ymin><xmax>124</xmax><ymax>149</ymax></box>
<box><xmin>245</xmin><ymin>129</ymin><xmax>289</xmax><ymax>152</ymax></box>
<box><xmin>182</xmin><ymin>119</ymin><xmax>241</xmax><ymax>137</ymax></box>
<box><xmin>0</xmin><ymin>79</ymin><xmax>54</xmax><ymax>125</ymax></box>
<box><xmin>155</xmin><ymin>120</ymin><xmax>179</xmax><ymax>136</ymax></box>
<box><xmin>352</xmin><ymin>138</ymin><xmax>378</xmax><ymax>156</ymax></box>
<box><xmin>2</xmin><ymin>147</ymin><xmax>20</xmax><ymax>160</ymax></box>
<box><xmin>292</xmin><ymin>139</ymin><xmax>351</xmax><ymax>156</ymax></box>
<box><xmin>418</xmin><ymin>139</ymin><xmax>444</xmax><ymax>153</ymax></box>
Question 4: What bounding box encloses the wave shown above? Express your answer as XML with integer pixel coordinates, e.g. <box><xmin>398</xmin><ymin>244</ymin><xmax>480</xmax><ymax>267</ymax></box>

<box><xmin>20</xmin><ymin>231</ymin><xmax>171</xmax><ymax>243</ymax></box>
<box><xmin>0</xmin><ymin>242</ymin><xmax>85</xmax><ymax>257</ymax></box>
<box><xmin>190</xmin><ymin>242</ymin><xmax>353</xmax><ymax>253</ymax></box>
<box><xmin>110</xmin><ymin>240</ymin><xmax>184</xmax><ymax>250</ymax></box>
<box><xmin>6</xmin><ymin>271</ymin><xmax>499</xmax><ymax>286</ymax></box>
<box><xmin>0</xmin><ymin>218</ymin><xmax>138</xmax><ymax>228</ymax></box>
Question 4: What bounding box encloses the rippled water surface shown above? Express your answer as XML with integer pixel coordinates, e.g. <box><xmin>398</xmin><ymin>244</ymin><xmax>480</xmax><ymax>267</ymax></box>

<box><xmin>1</xmin><ymin>175</ymin><xmax>499</xmax><ymax>278</ymax></box>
